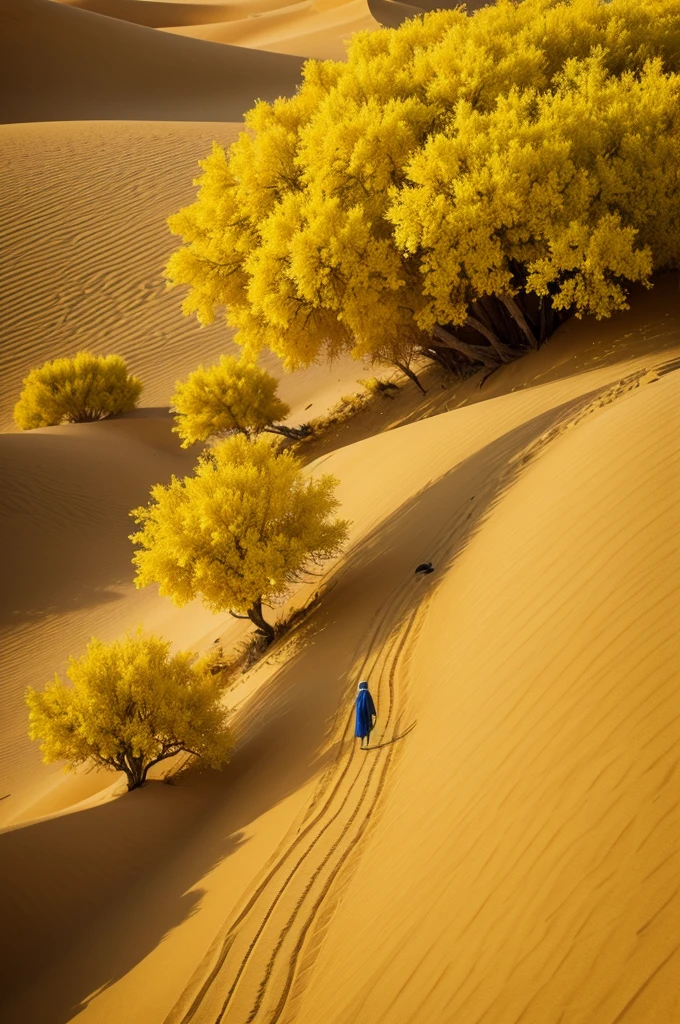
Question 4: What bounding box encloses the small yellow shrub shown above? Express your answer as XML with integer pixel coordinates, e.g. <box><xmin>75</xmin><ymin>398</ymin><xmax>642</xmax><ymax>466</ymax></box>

<box><xmin>14</xmin><ymin>352</ymin><xmax>143</xmax><ymax>429</ymax></box>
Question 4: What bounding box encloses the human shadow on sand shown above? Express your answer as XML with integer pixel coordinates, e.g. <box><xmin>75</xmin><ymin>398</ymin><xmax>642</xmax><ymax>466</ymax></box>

<box><xmin>365</xmin><ymin>722</ymin><xmax>418</xmax><ymax>750</ymax></box>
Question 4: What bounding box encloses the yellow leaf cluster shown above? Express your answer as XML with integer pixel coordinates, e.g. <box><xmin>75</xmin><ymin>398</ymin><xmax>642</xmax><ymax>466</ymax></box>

<box><xmin>14</xmin><ymin>352</ymin><xmax>143</xmax><ymax>429</ymax></box>
<box><xmin>130</xmin><ymin>434</ymin><xmax>349</xmax><ymax>619</ymax></box>
<box><xmin>26</xmin><ymin>631</ymin><xmax>233</xmax><ymax>790</ymax></box>
<box><xmin>170</xmin><ymin>355</ymin><xmax>290</xmax><ymax>447</ymax></box>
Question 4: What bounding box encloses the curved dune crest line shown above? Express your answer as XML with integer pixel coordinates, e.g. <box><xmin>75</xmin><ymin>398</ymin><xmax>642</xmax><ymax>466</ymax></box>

<box><xmin>57</xmin><ymin>0</ymin><xmax>298</xmax><ymax>29</ymax></box>
<box><xmin>0</xmin><ymin>0</ymin><xmax>304</xmax><ymax>124</ymax></box>
<box><xmin>368</xmin><ymin>0</ymin><xmax>494</xmax><ymax>28</ymax></box>
<box><xmin>160</xmin><ymin>361</ymin><xmax>680</xmax><ymax>1024</ymax></box>
<box><xmin>366</xmin><ymin>0</ymin><xmax>421</xmax><ymax>28</ymax></box>
<box><xmin>162</xmin><ymin>0</ymin><xmax>379</xmax><ymax>61</ymax></box>
<box><xmin>286</xmin><ymin>373</ymin><xmax>680</xmax><ymax>1024</ymax></box>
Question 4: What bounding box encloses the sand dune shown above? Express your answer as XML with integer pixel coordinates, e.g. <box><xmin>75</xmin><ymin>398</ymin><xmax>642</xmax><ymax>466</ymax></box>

<box><xmin>367</xmin><ymin>0</ymin><xmax>422</xmax><ymax>28</ymax></box>
<box><xmin>161</xmin><ymin>361</ymin><xmax>680</xmax><ymax>1024</ymax></box>
<box><xmin>57</xmin><ymin>0</ymin><xmax>297</xmax><ymax>28</ymax></box>
<box><xmin>0</xmin><ymin>120</ymin><xmax>367</xmax><ymax>433</ymax></box>
<box><xmin>288</xmin><ymin>372</ymin><xmax>680</xmax><ymax>1024</ymax></box>
<box><xmin>57</xmin><ymin>0</ymin><xmax>378</xmax><ymax>59</ymax></box>
<box><xmin>0</xmin><ymin>0</ymin><xmax>304</xmax><ymax>123</ymax></box>
<box><xmin>1</xmin><ymin>299</ymin><xmax>678</xmax><ymax>1021</ymax></box>
<box><xmin>163</xmin><ymin>0</ymin><xmax>378</xmax><ymax>61</ymax></box>
<box><xmin>6</xmin><ymin>0</ymin><xmax>676</xmax><ymax>1021</ymax></box>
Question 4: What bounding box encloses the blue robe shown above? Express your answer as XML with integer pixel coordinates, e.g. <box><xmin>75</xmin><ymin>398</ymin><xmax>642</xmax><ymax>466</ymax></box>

<box><xmin>355</xmin><ymin>688</ymin><xmax>376</xmax><ymax>738</ymax></box>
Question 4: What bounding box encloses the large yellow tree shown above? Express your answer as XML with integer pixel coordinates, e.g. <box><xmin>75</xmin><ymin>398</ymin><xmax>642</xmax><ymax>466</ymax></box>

<box><xmin>27</xmin><ymin>632</ymin><xmax>233</xmax><ymax>791</ymax></box>
<box><xmin>165</xmin><ymin>0</ymin><xmax>680</xmax><ymax>375</ymax></box>
<box><xmin>130</xmin><ymin>435</ymin><xmax>349</xmax><ymax>641</ymax></box>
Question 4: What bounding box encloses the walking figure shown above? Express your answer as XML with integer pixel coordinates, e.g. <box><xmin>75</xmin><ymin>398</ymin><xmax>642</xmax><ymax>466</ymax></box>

<box><xmin>355</xmin><ymin>680</ymin><xmax>376</xmax><ymax>750</ymax></box>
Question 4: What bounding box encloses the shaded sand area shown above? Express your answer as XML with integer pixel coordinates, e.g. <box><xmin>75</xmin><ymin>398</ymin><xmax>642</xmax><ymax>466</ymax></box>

<box><xmin>0</xmin><ymin>0</ymin><xmax>305</xmax><ymax>122</ymax></box>
<box><xmin>1</xmin><ymin>283</ymin><xmax>679</xmax><ymax>1023</ymax></box>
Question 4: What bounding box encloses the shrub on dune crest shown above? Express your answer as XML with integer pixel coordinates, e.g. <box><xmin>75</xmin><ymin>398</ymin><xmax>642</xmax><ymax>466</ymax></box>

<box><xmin>170</xmin><ymin>354</ymin><xmax>310</xmax><ymax>447</ymax></box>
<box><xmin>129</xmin><ymin>433</ymin><xmax>349</xmax><ymax>642</ymax></box>
<box><xmin>165</xmin><ymin>0</ymin><xmax>680</xmax><ymax>377</ymax></box>
<box><xmin>14</xmin><ymin>352</ymin><xmax>143</xmax><ymax>429</ymax></box>
<box><xmin>26</xmin><ymin>632</ymin><xmax>233</xmax><ymax>791</ymax></box>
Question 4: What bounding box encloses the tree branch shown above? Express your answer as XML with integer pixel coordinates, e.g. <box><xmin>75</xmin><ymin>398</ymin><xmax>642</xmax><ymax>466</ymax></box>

<box><xmin>465</xmin><ymin>315</ymin><xmax>515</xmax><ymax>361</ymax></box>
<box><xmin>499</xmin><ymin>293</ymin><xmax>539</xmax><ymax>349</ymax></box>
<box><xmin>432</xmin><ymin>325</ymin><xmax>499</xmax><ymax>367</ymax></box>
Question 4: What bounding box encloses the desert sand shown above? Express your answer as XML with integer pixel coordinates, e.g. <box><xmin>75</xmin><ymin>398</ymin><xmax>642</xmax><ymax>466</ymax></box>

<box><xmin>1</xmin><ymin>0</ymin><xmax>679</xmax><ymax>1022</ymax></box>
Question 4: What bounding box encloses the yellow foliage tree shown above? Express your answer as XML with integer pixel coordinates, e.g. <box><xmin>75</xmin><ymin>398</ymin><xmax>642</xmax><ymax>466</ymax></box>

<box><xmin>14</xmin><ymin>352</ymin><xmax>143</xmax><ymax>429</ymax></box>
<box><xmin>165</xmin><ymin>0</ymin><xmax>680</xmax><ymax>375</ymax></box>
<box><xmin>130</xmin><ymin>434</ymin><xmax>349</xmax><ymax>641</ymax></box>
<box><xmin>170</xmin><ymin>355</ymin><xmax>310</xmax><ymax>448</ymax></box>
<box><xmin>26</xmin><ymin>632</ymin><xmax>232</xmax><ymax>791</ymax></box>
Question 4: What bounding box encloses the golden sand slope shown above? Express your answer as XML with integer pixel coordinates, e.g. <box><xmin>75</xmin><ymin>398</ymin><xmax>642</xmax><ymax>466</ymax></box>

<box><xmin>1</xmin><ymin>306</ymin><xmax>678</xmax><ymax>1022</ymax></box>
<box><xmin>290</xmin><ymin>374</ymin><xmax>680</xmax><ymax>1024</ymax></box>
<box><xmin>0</xmin><ymin>0</ymin><xmax>304</xmax><ymax>123</ymax></box>
<box><xmin>0</xmin><ymin>120</ymin><xmax>365</xmax><ymax>433</ymax></box>
<box><xmin>162</xmin><ymin>0</ymin><xmax>378</xmax><ymax>61</ymax></box>
<box><xmin>57</xmin><ymin>0</ymin><xmax>296</xmax><ymax>28</ymax></box>
<box><xmin>56</xmin><ymin>0</ymin><xmax>378</xmax><ymax>59</ymax></box>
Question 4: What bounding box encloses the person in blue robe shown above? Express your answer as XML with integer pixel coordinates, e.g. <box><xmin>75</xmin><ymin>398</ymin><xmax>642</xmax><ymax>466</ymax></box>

<box><xmin>355</xmin><ymin>680</ymin><xmax>376</xmax><ymax>749</ymax></box>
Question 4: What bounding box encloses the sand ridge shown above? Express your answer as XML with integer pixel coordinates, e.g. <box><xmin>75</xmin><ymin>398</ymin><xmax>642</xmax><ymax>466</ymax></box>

<box><xmin>56</xmin><ymin>0</ymin><xmax>299</xmax><ymax>29</ymax></box>
<box><xmin>288</xmin><ymin>371</ymin><xmax>680</xmax><ymax>1024</ymax></box>
<box><xmin>56</xmin><ymin>0</ymin><xmax>379</xmax><ymax>59</ymax></box>
<box><xmin>161</xmin><ymin>1</ymin><xmax>378</xmax><ymax>61</ymax></box>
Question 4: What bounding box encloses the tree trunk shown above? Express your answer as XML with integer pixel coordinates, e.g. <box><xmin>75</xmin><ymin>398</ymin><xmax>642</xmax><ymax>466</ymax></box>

<box><xmin>499</xmin><ymin>293</ymin><xmax>539</xmax><ymax>350</ymax></box>
<box><xmin>263</xmin><ymin>423</ymin><xmax>312</xmax><ymax>440</ymax></box>
<box><xmin>123</xmin><ymin>755</ymin><xmax>147</xmax><ymax>791</ymax></box>
<box><xmin>247</xmin><ymin>597</ymin><xmax>275</xmax><ymax>642</ymax></box>
<box><xmin>540</xmin><ymin>295</ymin><xmax>556</xmax><ymax>343</ymax></box>
<box><xmin>432</xmin><ymin>325</ymin><xmax>499</xmax><ymax>368</ymax></box>
<box><xmin>394</xmin><ymin>361</ymin><xmax>426</xmax><ymax>394</ymax></box>
<box><xmin>464</xmin><ymin>315</ymin><xmax>516</xmax><ymax>362</ymax></box>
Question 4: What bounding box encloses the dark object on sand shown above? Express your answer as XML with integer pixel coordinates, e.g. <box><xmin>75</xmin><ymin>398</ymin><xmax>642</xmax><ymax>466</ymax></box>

<box><xmin>415</xmin><ymin>562</ymin><xmax>434</xmax><ymax>575</ymax></box>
